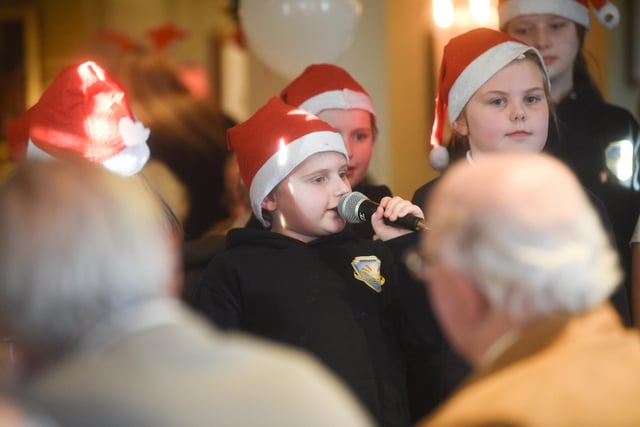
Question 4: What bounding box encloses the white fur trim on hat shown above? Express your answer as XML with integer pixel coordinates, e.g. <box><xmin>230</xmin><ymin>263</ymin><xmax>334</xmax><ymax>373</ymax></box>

<box><xmin>499</xmin><ymin>0</ymin><xmax>590</xmax><ymax>29</ymax></box>
<box><xmin>24</xmin><ymin>113</ymin><xmax>150</xmax><ymax>178</ymax></box>
<box><xmin>448</xmin><ymin>41</ymin><xmax>546</xmax><ymax>124</ymax></box>
<box><xmin>249</xmin><ymin>130</ymin><xmax>348</xmax><ymax>226</ymax></box>
<box><xmin>299</xmin><ymin>89</ymin><xmax>376</xmax><ymax>117</ymax></box>
<box><xmin>298</xmin><ymin>89</ymin><xmax>378</xmax><ymax>132</ymax></box>
<box><xmin>26</xmin><ymin>137</ymin><xmax>150</xmax><ymax>177</ymax></box>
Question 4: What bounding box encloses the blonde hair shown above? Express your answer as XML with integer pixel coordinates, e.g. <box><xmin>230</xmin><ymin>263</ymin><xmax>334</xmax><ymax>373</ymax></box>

<box><xmin>0</xmin><ymin>160</ymin><xmax>177</xmax><ymax>353</ymax></box>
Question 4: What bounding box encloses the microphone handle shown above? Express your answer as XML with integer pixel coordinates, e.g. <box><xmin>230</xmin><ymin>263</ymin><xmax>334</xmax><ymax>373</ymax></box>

<box><xmin>383</xmin><ymin>215</ymin><xmax>428</xmax><ymax>232</ymax></box>
<box><xmin>360</xmin><ymin>198</ymin><xmax>427</xmax><ymax>231</ymax></box>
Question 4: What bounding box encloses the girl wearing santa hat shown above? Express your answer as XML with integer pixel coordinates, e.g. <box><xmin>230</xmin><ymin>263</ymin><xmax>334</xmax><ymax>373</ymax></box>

<box><xmin>410</xmin><ymin>26</ymin><xmax>551</xmax><ymax>421</ymax></box>
<box><xmin>410</xmin><ymin>26</ymin><xmax>631</xmax><ymax>420</ymax></box>
<box><xmin>414</xmin><ymin>28</ymin><xmax>552</xmax><ymax>194</ymax></box>
<box><xmin>498</xmin><ymin>0</ymin><xmax>640</xmax><ymax>325</ymax></box>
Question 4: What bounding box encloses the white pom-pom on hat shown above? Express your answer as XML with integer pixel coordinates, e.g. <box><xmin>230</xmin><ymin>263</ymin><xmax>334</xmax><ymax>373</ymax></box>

<box><xmin>429</xmin><ymin>145</ymin><xmax>450</xmax><ymax>171</ymax></box>
<box><xmin>593</xmin><ymin>1</ymin><xmax>620</xmax><ymax>28</ymax></box>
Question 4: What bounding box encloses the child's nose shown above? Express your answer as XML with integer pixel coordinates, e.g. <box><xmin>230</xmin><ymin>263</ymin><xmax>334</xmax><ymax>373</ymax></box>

<box><xmin>511</xmin><ymin>104</ymin><xmax>526</xmax><ymax>121</ymax></box>
<box><xmin>345</xmin><ymin>141</ymin><xmax>354</xmax><ymax>159</ymax></box>
<box><xmin>532</xmin><ymin>27</ymin><xmax>551</xmax><ymax>49</ymax></box>
<box><xmin>336</xmin><ymin>176</ymin><xmax>351</xmax><ymax>195</ymax></box>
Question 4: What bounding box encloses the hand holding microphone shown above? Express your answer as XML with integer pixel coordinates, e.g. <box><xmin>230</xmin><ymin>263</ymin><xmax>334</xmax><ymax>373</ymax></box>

<box><xmin>338</xmin><ymin>191</ymin><xmax>428</xmax><ymax>233</ymax></box>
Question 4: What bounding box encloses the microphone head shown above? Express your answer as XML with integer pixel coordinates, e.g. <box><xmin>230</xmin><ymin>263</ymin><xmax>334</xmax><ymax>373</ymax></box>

<box><xmin>338</xmin><ymin>191</ymin><xmax>368</xmax><ymax>224</ymax></box>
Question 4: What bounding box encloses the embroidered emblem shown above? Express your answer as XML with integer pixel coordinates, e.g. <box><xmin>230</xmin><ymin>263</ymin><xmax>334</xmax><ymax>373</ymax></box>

<box><xmin>351</xmin><ymin>256</ymin><xmax>385</xmax><ymax>293</ymax></box>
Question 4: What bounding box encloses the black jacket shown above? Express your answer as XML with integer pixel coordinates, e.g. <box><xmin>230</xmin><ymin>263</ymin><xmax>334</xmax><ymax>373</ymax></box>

<box><xmin>188</xmin><ymin>227</ymin><xmax>448</xmax><ymax>427</ymax></box>
<box><xmin>546</xmin><ymin>76</ymin><xmax>640</xmax><ymax>306</ymax></box>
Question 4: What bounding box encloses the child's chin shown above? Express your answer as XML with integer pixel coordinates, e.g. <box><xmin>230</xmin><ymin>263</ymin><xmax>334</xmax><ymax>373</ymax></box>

<box><xmin>327</xmin><ymin>219</ymin><xmax>347</xmax><ymax>234</ymax></box>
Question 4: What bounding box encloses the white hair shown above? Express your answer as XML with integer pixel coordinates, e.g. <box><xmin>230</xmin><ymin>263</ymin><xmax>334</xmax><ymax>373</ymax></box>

<box><xmin>0</xmin><ymin>159</ymin><xmax>176</xmax><ymax>353</ymax></box>
<box><xmin>440</xmin><ymin>192</ymin><xmax>621</xmax><ymax>319</ymax></box>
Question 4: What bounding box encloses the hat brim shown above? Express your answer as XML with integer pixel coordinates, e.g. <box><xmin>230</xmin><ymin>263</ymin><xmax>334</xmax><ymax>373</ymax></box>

<box><xmin>448</xmin><ymin>41</ymin><xmax>548</xmax><ymax>124</ymax></box>
<box><xmin>250</xmin><ymin>130</ymin><xmax>348</xmax><ymax>226</ymax></box>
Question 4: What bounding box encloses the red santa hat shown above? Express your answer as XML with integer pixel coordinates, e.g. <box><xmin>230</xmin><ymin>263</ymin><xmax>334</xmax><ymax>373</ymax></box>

<box><xmin>429</xmin><ymin>28</ymin><xmax>547</xmax><ymax>171</ymax></box>
<box><xmin>228</xmin><ymin>96</ymin><xmax>348</xmax><ymax>226</ymax></box>
<box><xmin>6</xmin><ymin>61</ymin><xmax>150</xmax><ymax>177</ymax></box>
<box><xmin>498</xmin><ymin>0</ymin><xmax>620</xmax><ymax>29</ymax></box>
<box><xmin>280</xmin><ymin>63</ymin><xmax>378</xmax><ymax>133</ymax></box>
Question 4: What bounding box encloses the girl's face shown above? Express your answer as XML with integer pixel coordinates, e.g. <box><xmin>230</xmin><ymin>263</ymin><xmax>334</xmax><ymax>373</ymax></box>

<box><xmin>504</xmin><ymin>14</ymin><xmax>580</xmax><ymax>84</ymax></box>
<box><xmin>263</xmin><ymin>151</ymin><xmax>351</xmax><ymax>243</ymax></box>
<box><xmin>453</xmin><ymin>58</ymin><xmax>549</xmax><ymax>158</ymax></box>
<box><xmin>317</xmin><ymin>109</ymin><xmax>374</xmax><ymax>188</ymax></box>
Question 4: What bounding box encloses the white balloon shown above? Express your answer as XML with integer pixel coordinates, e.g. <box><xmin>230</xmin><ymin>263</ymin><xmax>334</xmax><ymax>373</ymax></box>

<box><xmin>240</xmin><ymin>0</ymin><xmax>363</xmax><ymax>79</ymax></box>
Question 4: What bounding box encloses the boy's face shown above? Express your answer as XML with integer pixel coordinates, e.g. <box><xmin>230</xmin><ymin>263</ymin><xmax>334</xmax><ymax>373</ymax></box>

<box><xmin>263</xmin><ymin>151</ymin><xmax>351</xmax><ymax>242</ymax></box>
<box><xmin>452</xmin><ymin>58</ymin><xmax>548</xmax><ymax>158</ymax></box>
<box><xmin>317</xmin><ymin>109</ymin><xmax>374</xmax><ymax>188</ymax></box>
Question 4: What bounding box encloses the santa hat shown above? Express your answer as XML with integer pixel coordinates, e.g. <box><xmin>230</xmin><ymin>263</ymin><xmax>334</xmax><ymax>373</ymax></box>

<box><xmin>228</xmin><ymin>96</ymin><xmax>348</xmax><ymax>226</ymax></box>
<box><xmin>498</xmin><ymin>0</ymin><xmax>620</xmax><ymax>29</ymax></box>
<box><xmin>280</xmin><ymin>63</ymin><xmax>378</xmax><ymax>133</ymax></box>
<box><xmin>6</xmin><ymin>61</ymin><xmax>150</xmax><ymax>177</ymax></box>
<box><xmin>429</xmin><ymin>28</ymin><xmax>547</xmax><ymax>171</ymax></box>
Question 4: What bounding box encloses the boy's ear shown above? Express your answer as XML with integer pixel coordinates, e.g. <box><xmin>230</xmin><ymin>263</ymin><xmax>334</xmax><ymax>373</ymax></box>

<box><xmin>261</xmin><ymin>192</ymin><xmax>277</xmax><ymax>212</ymax></box>
<box><xmin>452</xmin><ymin>115</ymin><xmax>469</xmax><ymax>136</ymax></box>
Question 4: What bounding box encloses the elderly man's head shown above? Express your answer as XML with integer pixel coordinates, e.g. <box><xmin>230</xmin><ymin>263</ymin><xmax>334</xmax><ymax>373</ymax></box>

<box><xmin>0</xmin><ymin>159</ymin><xmax>179</xmax><ymax>363</ymax></box>
<box><xmin>418</xmin><ymin>152</ymin><xmax>620</xmax><ymax>364</ymax></box>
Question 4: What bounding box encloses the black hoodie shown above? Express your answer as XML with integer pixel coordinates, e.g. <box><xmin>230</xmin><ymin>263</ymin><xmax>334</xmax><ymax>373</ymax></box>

<box><xmin>190</xmin><ymin>226</ymin><xmax>424</xmax><ymax>426</ymax></box>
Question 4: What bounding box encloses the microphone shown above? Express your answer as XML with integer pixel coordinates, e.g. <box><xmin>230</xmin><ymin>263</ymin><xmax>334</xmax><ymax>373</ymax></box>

<box><xmin>337</xmin><ymin>191</ymin><xmax>428</xmax><ymax>232</ymax></box>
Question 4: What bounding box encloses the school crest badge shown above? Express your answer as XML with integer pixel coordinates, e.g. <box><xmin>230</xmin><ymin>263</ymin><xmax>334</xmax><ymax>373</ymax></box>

<box><xmin>351</xmin><ymin>256</ymin><xmax>385</xmax><ymax>293</ymax></box>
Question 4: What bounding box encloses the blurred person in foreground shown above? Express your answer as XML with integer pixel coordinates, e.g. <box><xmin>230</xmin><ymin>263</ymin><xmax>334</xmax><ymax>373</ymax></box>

<box><xmin>412</xmin><ymin>152</ymin><xmax>640</xmax><ymax>426</ymax></box>
<box><xmin>0</xmin><ymin>398</ymin><xmax>55</xmax><ymax>427</ymax></box>
<box><xmin>0</xmin><ymin>159</ymin><xmax>374</xmax><ymax>427</ymax></box>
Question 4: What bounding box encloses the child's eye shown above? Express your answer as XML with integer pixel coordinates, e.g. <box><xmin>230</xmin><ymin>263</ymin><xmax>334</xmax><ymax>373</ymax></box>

<box><xmin>489</xmin><ymin>98</ymin><xmax>506</xmax><ymax>107</ymax></box>
<box><xmin>312</xmin><ymin>176</ymin><xmax>327</xmax><ymax>184</ymax></box>
<box><xmin>549</xmin><ymin>21</ymin><xmax>567</xmax><ymax>31</ymax></box>
<box><xmin>339</xmin><ymin>170</ymin><xmax>348</xmax><ymax>180</ymax></box>
<box><xmin>525</xmin><ymin>95</ymin><xmax>542</xmax><ymax>104</ymax></box>
<box><xmin>353</xmin><ymin>131</ymin><xmax>371</xmax><ymax>142</ymax></box>
<box><xmin>511</xmin><ymin>26</ymin><xmax>530</xmax><ymax>37</ymax></box>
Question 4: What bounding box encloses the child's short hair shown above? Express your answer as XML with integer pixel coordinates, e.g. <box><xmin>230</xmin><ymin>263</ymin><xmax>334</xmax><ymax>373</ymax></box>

<box><xmin>429</xmin><ymin>28</ymin><xmax>548</xmax><ymax>171</ymax></box>
<box><xmin>227</xmin><ymin>96</ymin><xmax>348</xmax><ymax>226</ymax></box>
